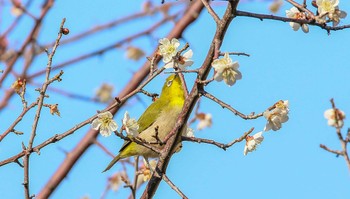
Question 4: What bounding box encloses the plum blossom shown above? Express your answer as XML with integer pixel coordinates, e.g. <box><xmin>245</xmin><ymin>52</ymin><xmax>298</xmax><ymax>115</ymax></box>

<box><xmin>264</xmin><ymin>100</ymin><xmax>289</xmax><ymax>131</ymax></box>
<box><xmin>122</xmin><ymin>111</ymin><xmax>139</xmax><ymax>137</ymax></box>
<box><xmin>212</xmin><ymin>53</ymin><xmax>242</xmax><ymax>86</ymax></box>
<box><xmin>285</xmin><ymin>7</ymin><xmax>309</xmax><ymax>33</ymax></box>
<box><xmin>244</xmin><ymin>132</ymin><xmax>264</xmax><ymax>155</ymax></box>
<box><xmin>91</xmin><ymin>111</ymin><xmax>118</xmax><ymax>137</ymax></box>
<box><xmin>158</xmin><ymin>38</ymin><xmax>180</xmax><ymax>63</ymax></box>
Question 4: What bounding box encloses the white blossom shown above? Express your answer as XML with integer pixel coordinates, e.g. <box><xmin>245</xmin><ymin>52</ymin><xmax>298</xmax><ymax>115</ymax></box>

<box><xmin>264</xmin><ymin>100</ymin><xmax>289</xmax><ymax>131</ymax></box>
<box><xmin>324</xmin><ymin>108</ymin><xmax>345</xmax><ymax>128</ymax></box>
<box><xmin>316</xmin><ymin>0</ymin><xmax>347</xmax><ymax>27</ymax></box>
<box><xmin>164</xmin><ymin>49</ymin><xmax>193</xmax><ymax>70</ymax></box>
<box><xmin>285</xmin><ymin>7</ymin><xmax>309</xmax><ymax>33</ymax></box>
<box><xmin>196</xmin><ymin>113</ymin><xmax>212</xmax><ymax>130</ymax></box>
<box><xmin>244</xmin><ymin>132</ymin><xmax>264</xmax><ymax>155</ymax></box>
<box><xmin>122</xmin><ymin>111</ymin><xmax>139</xmax><ymax>137</ymax></box>
<box><xmin>108</xmin><ymin>171</ymin><xmax>126</xmax><ymax>191</ymax></box>
<box><xmin>158</xmin><ymin>38</ymin><xmax>180</xmax><ymax>63</ymax></box>
<box><xmin>91</xmin><ymin>111</ymin><xmax>118</xmax><ymax>137</ymax></box>
<box><xmin>183</xmin><ymin>127</ymin><xmax>195</xmax><ymax>138</ymax></box>
<box><xmin>140</xmin><ymin>159</ymin><xmax>157</xmax><ymax>182</ymax></box>
<box><xmin>329</xmin><ymin>9</ymin><xmax>347</xmax><ymax>26</ymax></box>
<box><xmin>316</xmin><ymin>0</ymin><xmax>339</xmax><ymax>15</ymax></box>
<box><xmin>212</xmin><ymin>53</ymin><xmax>242</xmax><ymax>86</ymax></box>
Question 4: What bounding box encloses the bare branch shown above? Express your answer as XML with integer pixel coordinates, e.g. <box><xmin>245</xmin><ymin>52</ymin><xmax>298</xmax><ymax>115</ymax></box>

<box><xmin>22</xmin><ymin>17</ymin><xmax>66</xmax><ymax>199</ymax></box>
<box><xmin>219</xmin><ymin>51</ymin><xmax>250</xmax><ymax>57</ymax></box>
<box><xmin>0</xmin><ymin>101</ymin><xmax>38</xmax><ymax>142</ymax></box>
<box><xmin>182</xmin><ymin>127</ymin><xmax>254</xmax><ymax>150</ymax></box>
<box><xmin>201</xmin><ymin>0</ymin><xmax>220</xmax><ymax>24</ymax></box>
<box><xmin>201</xmin><ymin>90</ymin><xmax>263</xmax><ymax>120</ymax></box>
<box><xmin>162</xmin><ymin>174</ymin><xmax>188</xmax><ymax>199</ymax></box>
<box><xmin>320</xmin><ymin>144</ymin><xmax>343</xmax><ymax>156</ymax></box>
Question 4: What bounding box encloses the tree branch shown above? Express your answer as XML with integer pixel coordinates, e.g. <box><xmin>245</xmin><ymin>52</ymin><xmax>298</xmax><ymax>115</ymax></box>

<box><xmin>141</xmin><ymin>1</ymin><xmax>238</xmax><ymax>198</ymax></box>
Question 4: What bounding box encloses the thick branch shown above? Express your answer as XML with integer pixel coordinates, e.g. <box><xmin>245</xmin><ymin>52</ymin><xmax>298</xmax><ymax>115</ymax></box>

<box><xmin>141</xmin><ymin>1</ymin><xmax>238</xmax><ymax>198</ymax></box>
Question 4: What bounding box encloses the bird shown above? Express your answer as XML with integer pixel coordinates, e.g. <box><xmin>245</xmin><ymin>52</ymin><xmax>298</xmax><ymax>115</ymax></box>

<box><xmin>103</xmin><ymin>74</ymin><xmax>185</xmax><ymax>172</ymax></box>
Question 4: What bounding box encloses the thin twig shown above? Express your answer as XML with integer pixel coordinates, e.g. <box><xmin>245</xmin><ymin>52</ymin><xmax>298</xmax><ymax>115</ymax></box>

<box><xmin>131</xmin><ymin>156</ymin><xmax>139</xmax><ymax>199</ymax></box>
<box><xmin>182</xmin><ymin>127</ymin><xmax>254</xmax><ymax>150</ymax></box>
<box><xmin>201</xmin><ymin>0</ymin><xmax>220</xmax><ymax>24</ymax></box>
<box><xmin>285</xmin><ymin>0</ymin><xmax>315</xmax><ymax>18</ymax></box>
<box><xmin>94</xmin><ymin>140</ymin><xmax>115</xmax><ymax>158</ymax></box>
<box><xmin>0</xmin><ymin>101</ymin><xmax>38</xmax><ymax>142</ymax></box>
<box><xmin>330</xmin><ymin>99</ymin><xmax>350</xmax><ymax>172</ymax></box>
<box><xmin>219</xmin><ymin>52</ymin><xmax>250</xmax><ymax>57</ymax></box>
<box><xmin>201</xmin><ymin>90</ymin><xmax>263</xmax><ymax>120</ymax></box>
<box><xmin>162</xmin><ymin>174</ymin><xmax>188</xmax><ymax>199</ymax></box>
<box><xmin>23</xmin><ymin>18</ymin><xmax>66</xmax><ymax>199</ymax></box>
<box><xmin>320</xmin><ymin>144</ymin><xmax>343</xmax><ymax>156</ymax></box>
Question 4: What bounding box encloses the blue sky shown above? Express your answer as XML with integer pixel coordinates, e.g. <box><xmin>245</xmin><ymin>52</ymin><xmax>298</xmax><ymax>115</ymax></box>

<box><xmin>1</xmin><ymin>0</ymin><xmax>350</xmax><ymax>199</ymax></box>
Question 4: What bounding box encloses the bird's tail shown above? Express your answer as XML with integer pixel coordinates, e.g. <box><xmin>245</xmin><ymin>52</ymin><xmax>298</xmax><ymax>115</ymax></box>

<box><xmin>102</xmin><ymin>154</ymin><xmax>121</xmax><ymax>172</ymax></box>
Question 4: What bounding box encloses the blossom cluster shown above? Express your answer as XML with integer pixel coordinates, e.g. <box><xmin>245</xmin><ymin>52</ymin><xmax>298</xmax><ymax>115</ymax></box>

<box><xmin>244</xmin><ymin>100</ymin><xmax>289</xmax><ymax>155</ymax></box>
<box><xmin>285</xmin><ymin>0</ymin><xmax>347</xmax><ymax>33</ymax></box>
<box><xmin>324</xmin><ymin>108</ymin><xmax>346</xmax><ymax>128</ymax></box>
<box><xmin>158</xmin><ymin>38</ymin><xmax>243</xmax><ymax>87</ymax></box>
<box><xmin>158</xmin><ymin>38</ymin><xmax>193</xmax><ymax>70</ymax></box>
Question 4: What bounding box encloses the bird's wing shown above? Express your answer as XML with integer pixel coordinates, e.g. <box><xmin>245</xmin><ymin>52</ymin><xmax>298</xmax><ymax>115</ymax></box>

<box><xmin>119</xmin><ymin>98</ymin><xmax>167</xmax><ymax>152</ymax></box>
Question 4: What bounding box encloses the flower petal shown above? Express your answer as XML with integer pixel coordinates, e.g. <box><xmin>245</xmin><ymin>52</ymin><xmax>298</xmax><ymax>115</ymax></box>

<box><xmin>91</xmin><ymin>118</ymin><xmax>101</xmax><ymax>130</ymax></box>
<box><xmin>100</xmin><ymin>126</ymin><xmax>112</xmax><ymax>137</ymax></box>
<box><xmin>183</xmin><ymin>49</ymin><xmax>193</xmax><ymax>59</ymax></box>
<box><xmin>164</xmin><ymin>62</ymin><xmax>174</xmax><ymax>69</ymax></box>
<box><xmin>159</xmin><ymin>38</ymin><xmax>169</xmax><ymax>45</ymax></box>
<box><xmin>302</xmin><ymin>24</ymin><xmax>309</xmax><ymax>33</ymax></box>
<box><xmin>109</xmin><ymin>120</ymin><xmax>118</xmax><ymax>131</ymax></box>
<box><xmin>171</xmin><ymin>38</ymin><xmax>180</xmax><ymax>48</ymax></box>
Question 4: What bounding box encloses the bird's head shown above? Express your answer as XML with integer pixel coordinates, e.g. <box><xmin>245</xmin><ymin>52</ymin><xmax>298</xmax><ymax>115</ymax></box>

<box><xmin>160</xmin><ymin>74</ymin><xmax>185</xmax><ymax>104</ymax></box>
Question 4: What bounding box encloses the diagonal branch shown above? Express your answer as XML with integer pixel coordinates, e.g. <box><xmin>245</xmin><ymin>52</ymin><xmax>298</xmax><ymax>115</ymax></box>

<box><xmin>201</xmin><ymin>0</ymin><xmax>220</xmax><ymax>24</ymax></box>
<box><xmin>320</xmin><ymin>144</ymin><xmax>343</xmax><ymax>156</ymax></box>
<box><xmin>141</xmin><ymin>1</ymin><xmax>239</xmax><ymax>198</ymax></box>
<box><xmin>162</xmin><ymin>174</ymin><xmax>188</xmax><ymax>199</ymax></box>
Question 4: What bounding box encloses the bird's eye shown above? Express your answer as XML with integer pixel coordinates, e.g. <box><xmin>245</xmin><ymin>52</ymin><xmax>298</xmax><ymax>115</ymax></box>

<box><xmin>167</xmin><ymin>80</ymin><xmax>173</xmax><ymax>87</ymax></box>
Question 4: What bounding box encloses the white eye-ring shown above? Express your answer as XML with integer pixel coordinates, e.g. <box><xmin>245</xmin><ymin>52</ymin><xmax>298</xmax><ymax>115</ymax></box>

<box><xmin>167</xmin><ymin>80</ymin><xmax>173</xmax><ymax>87</ymax></box>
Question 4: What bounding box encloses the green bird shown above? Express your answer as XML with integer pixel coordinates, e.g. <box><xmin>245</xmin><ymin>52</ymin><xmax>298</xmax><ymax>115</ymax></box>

<box><xmin>103</xmin><ymin>74</ymin><xmax>185</xmax><ymax>172</ymax></box>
